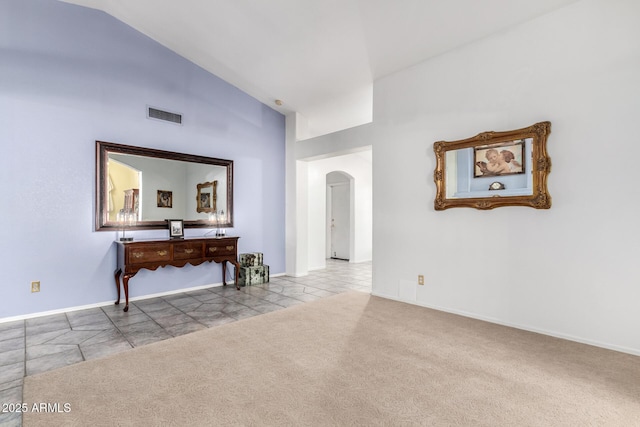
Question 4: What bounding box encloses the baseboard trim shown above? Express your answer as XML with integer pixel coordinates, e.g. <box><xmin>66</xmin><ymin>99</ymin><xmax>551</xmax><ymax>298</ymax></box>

<box><xmin>348</xmin><ymin>258</ymin><xmax>372</xmax><ymax>264</ymax></box>
<box><xmin>1</xmin><ymin>281</ymin><xmax>224</xmax><ymax>324</ymax></box>
<box><xmin>371</xmin><ymin>291</ymin><xmax>640</xmax><ymax>357</ymax></box>
<box><xmin>1</xmin><ymin>274</ymin><xmax>292</xmax><ymax>324</ymax></box>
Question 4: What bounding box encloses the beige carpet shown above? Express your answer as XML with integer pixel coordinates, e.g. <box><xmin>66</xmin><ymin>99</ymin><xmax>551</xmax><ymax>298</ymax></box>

<box><xmin>23</xmin><ymin>292</ymin><xmax>640</xmax><ymax>426</ymax></box>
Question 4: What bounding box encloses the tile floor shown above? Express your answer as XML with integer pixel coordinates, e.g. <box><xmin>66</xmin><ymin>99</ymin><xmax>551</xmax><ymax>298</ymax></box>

<box><xmin>0</xmin><ymin>259</ymin><xmax>371</xmax><ymax>426</ymax></box>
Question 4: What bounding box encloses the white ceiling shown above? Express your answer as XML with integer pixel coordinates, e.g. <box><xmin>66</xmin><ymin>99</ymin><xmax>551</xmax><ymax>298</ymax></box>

<box><xmin>60</xmin><ymin>0</ymin><xmax>579</xmax><ymax>138</ymax></box>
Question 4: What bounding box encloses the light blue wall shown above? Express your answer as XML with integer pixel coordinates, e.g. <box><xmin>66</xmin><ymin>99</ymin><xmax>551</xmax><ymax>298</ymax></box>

<box><xmin>0</xmin><ymin>0</ymin><xmax>285</xmax><ymax>318</ymax></box>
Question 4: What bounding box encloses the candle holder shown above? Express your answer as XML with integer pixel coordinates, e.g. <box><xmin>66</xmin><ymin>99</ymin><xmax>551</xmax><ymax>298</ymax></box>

<box><xmin>216</xmin><ymin>209</ymin><xmax>226</xmax><ymax>236</ymax></box>
<box><xmin>117</xmin><ymin>209</ymin><xmax>136</xmax><ymax>241</ymax></box>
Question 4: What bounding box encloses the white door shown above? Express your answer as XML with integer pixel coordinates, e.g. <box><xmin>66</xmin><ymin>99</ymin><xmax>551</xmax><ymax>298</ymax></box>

<box><xmin>330</xmin><ymin>183</ymin><xmax>350</xmax><ymax>260</ymax></box>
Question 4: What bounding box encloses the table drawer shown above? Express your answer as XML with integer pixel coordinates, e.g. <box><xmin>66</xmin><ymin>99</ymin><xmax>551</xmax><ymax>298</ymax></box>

<box><xmin>174</xmin><ymin>242</ymin><xmax>203</xmax><ymax>260</ymax></box>
<box><xmin>205</xmin><ymin>242</ymin><xmax>236</xmax><ymax>257</ymax></box>
<box><xmin>127</xmin><ymin>244</ymin><xmax>172</xmax><ymax>264</ymax></box>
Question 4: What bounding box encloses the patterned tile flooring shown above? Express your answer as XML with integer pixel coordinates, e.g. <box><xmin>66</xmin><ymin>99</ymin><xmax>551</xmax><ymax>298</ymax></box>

<box><xmin>0</xmin><ymin>260</ymin><xmax>371</xmax><ymax>426</ymax></box>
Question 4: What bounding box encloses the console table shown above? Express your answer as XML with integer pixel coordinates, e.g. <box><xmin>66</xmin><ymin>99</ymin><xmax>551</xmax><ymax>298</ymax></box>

<box><xmin>114</xmin><ymin>236</ymin><xmax>240</xmax><ymax>312</ymax></box>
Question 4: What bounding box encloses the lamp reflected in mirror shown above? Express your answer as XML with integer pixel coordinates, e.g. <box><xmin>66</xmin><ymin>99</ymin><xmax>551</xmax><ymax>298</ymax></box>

<box><xmin>117</xmin><ymin>209</ymin><xmax>136</xmax><ymax>241</ymax></box>
<box><xmin>216</xmin><ymin>210</ymin><xmax>226</xmax><ymax>236</ymax></box>
<box><xmin>204</xmin><ymin>209</ymin><xmax>226</xmax><ymax>237</ymax></box>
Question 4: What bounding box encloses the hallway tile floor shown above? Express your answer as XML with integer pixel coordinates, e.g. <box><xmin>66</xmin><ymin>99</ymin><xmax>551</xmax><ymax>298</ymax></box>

<box><xmin>0</xmin><ymin>260</ymin><xmax>371</xmax><ymax>426</ymax></box>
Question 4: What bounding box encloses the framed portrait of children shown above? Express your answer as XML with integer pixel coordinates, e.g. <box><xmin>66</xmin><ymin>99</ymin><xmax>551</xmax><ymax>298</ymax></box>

<box><xmin>474</xmin><ymin>141</ymin><xmax>525</xmax><ymax>177</ymax></box>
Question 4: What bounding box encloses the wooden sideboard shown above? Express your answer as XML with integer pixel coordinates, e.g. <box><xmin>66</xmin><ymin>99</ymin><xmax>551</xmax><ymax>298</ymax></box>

<box><xmin>114</xmin><ymin>236</ymin><xmax>240</xmax><ymax>312</ymax></box>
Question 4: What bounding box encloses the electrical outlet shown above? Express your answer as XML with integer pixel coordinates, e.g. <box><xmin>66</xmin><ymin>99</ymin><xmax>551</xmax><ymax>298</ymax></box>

<box><xmin>31</xmin><ymin>281</ymin><xmax>41</xmax><ymax>293</ymax></box>
<box><xmin>418</xmin><ymin>275</ymin><xmax>424</xmax><ymax>285</ymax></box>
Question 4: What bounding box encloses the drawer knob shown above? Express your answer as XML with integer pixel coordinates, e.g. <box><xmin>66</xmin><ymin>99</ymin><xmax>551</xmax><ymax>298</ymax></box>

<box><xmin>209</xmin><ymin>247</ymin><xmax>217</xmax><ymax>253</ymax></box>
<box><xmin>132</xmin><ymin>252</ymin><xmax>144</xmax><ymax>259</ymax></box>
<box><xmin>184</xmin><ymin>249</ymin><xmax>194</xmax><ymax>254</ymax></box>
<box><xmin>226</xmin><ymin>246</ymin><xmax>234</xmax><ymax>251</ymax></box>
<box><xmin>157</xmin><ymin>250</ymin><xmax>168</xmax><ymax>256</ymax></box>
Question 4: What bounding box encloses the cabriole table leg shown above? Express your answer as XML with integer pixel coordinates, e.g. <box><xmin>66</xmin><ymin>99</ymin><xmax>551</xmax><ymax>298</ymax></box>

<box><xmin>121</xmin><ymin>274</ymin><xmax>131</xmax><ymax>312</ymax></box>
<box><xmin>114</xmin><ymin>269</ymin><xmax>122</xmax><ymax>306</ymax></box>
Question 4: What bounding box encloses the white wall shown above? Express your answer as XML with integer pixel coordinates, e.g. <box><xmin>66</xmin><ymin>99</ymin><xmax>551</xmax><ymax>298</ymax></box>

<box><xmin>305</xmin><ymin>151</ymin><xmax>372</xmax><ymax>270</ymax></box>
<box><xmin>297</xmin><ymin>0</ymin><xmax>640</xmax><ymax>355</ymax></box>
<box><xmin>371</xmin><ymin>0</ymin><xmax>640</xmax><ymax>355</ymax></box>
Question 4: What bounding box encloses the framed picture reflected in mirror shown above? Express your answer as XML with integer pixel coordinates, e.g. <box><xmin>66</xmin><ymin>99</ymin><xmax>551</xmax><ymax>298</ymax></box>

<box><xmin>157</xmin><ymin>190</ymin><xmax>173</xmax><ymax>208</ymax></box>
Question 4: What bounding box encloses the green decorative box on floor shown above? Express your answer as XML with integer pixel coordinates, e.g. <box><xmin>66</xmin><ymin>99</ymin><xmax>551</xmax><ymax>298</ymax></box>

<box><xmin>238</xmin><ymin>265</ymin><xmax>269</xmax><ymax>286</ymax></box>
<box><xmin>239</xmin><ymin>252</ymin><xmax>264</xmax><ymax>267</ymax></box>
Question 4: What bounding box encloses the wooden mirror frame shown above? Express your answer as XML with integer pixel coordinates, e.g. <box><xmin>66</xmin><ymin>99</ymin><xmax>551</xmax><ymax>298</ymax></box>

<box><xmin>96</xmin><ymin>141</ymin><xmax>233</xmax><ymax>231</ymax></box>
<box><xmin>433</xmin><ymin>121</ymin><xmax>551</xmax><ymax>210</ymax></box>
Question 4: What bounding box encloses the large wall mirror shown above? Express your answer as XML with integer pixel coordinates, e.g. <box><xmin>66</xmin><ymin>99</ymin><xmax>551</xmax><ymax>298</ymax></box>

<box><xmin>433</xmin><ymin>121</ymin><xmax>551</xmax><ymax>210</ymax></box>
<box><xmin>96</xmin><ymin>141</ymin><xmax>233</xmax><ymax>231</ymax></box>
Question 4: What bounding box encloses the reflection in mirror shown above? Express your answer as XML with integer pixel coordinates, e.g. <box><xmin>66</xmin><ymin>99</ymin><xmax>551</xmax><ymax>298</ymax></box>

<box><xmin>445</xmin><ymin>139</ymin><xmax>533</xmax><ymax>199</ymax></box>
<box><xmin>196</xmin><ymin>181</ymin><xmax>217</xmax><ymax>213</ymax></box>
<box><xmin>96</xmin><ymin>141</ymin><xmax>233</xmax><ymax>231</ymax></box>
<box><xmin>434</xmin><ymin>122</ymin><xmax>551</xmax><ymax>210</ymax></box>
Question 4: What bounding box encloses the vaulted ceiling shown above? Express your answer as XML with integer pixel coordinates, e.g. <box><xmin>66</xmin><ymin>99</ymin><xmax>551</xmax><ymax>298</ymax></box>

<box><xmin>60</xmin><ymin>0</ymin><xmax>579</xmax><ymax>138</ymax></box>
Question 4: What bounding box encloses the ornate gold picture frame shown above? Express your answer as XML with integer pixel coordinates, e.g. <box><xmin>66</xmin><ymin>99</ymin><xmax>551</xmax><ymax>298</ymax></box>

<box><xmin>196</xmin><ymin>181</ymin><xmax>218</xmax><ymax>213</ymax></box>
<box><xmin>433</xmin><ymin>121</ymin><xmax>552</xmax><ymax>210</ymax></box>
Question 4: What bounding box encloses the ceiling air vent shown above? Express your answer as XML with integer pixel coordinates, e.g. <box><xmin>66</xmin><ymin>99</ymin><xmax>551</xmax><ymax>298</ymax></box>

<box><xmin>147</xmin><ymin>106</ymin><xmax>182</xmax><ymax>125</ymax></box>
